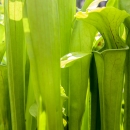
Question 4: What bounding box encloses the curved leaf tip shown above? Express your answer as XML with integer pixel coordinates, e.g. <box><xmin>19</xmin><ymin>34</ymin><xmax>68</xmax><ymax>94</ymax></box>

<box><xmin>75</xmin><ymin>7</ymin><xmax>130</xmax><ymax>49</ymax></box>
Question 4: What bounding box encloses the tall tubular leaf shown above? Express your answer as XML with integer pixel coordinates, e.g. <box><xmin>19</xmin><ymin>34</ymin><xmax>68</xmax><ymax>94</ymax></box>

<box><xmin>58</xmin><ymin>0</ymin><xmax>76</xmax><ymax>57</ymax></box>
<box><xmin>68</xmin><ymin>3</ymin><xmax>98</xmax><ymax>130</ymax></box>
<box><xmin>22</xmin><ymin>1</ymin><xmax>40</xmax><ymax>104</ymax></box>
<box><xmin>94</xmin><ymin>47</ymin><xmax>128</xmax><ymax>130</ymax></box>
<box><xmin>26</xmin><ymin>0</ymin><xmax>63</xmax><ymax>130</ymax></box>
<box><xmin>58</xmin><ymin>0</ymin><xmax>76</xmax><ymax>117</ymax></box>
<box><xmin>4</xmin><ymin>0</ymin><xmax>25</xmax><ymax>130</ymax></box>
<box><xmin>69</xmin><ymin>13</ymin><xmax>96</xmax><ymax>130</ymax></box>
<box><xmin>68</xmin><ymin>2</ymin><xmax>97</xmax><ymax>130</ymax></box>
<box><xmin>23</xmin><ymin>8</ymin><xmax>36</xmax><ymax>128</ymax></box>
<box><xmin>69</xmin><ymin>53</ymin><xmax>92</xmax><ymax>130</ymax></box>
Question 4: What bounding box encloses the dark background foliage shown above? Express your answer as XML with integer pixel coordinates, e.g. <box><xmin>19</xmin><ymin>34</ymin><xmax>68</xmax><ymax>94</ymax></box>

<box><xmin>76</xmin><ymin>0</ymin><xmax>107</xmax><ymax>8</ymax></box>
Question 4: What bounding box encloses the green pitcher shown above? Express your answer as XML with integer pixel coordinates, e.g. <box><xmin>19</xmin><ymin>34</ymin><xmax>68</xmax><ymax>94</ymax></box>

<box><xmin>94</xmin><ymin>47</ymin><xmax>129</xmax><ymax>130</ymax></box>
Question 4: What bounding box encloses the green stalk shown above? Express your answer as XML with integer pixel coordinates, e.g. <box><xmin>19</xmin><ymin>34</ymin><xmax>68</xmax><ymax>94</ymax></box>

<box><xmin>26</xmin><ymin>0</ymin><xmax>63</xmax><ymax>129</ymax></box>
<box><xmin>4</xmin><ymin>0</ymin><xmax>25</xmax><ymax>130</ymax></box>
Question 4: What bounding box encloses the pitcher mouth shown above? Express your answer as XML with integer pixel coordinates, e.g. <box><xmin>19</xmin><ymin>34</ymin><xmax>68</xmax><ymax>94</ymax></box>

<box><xmin>93</xmin><ymin>46</ymin><xmax>129</xmax><ymax>54</ymax></box>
